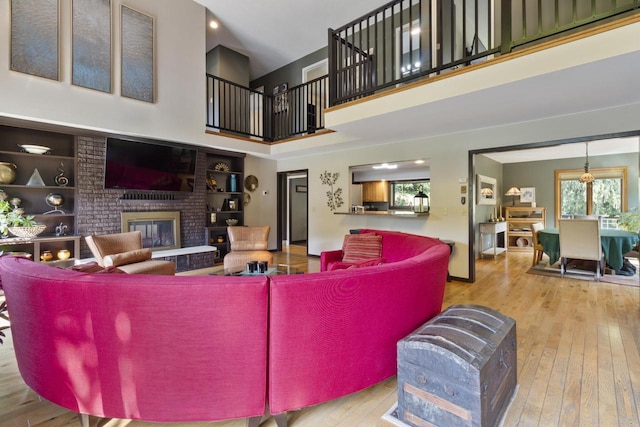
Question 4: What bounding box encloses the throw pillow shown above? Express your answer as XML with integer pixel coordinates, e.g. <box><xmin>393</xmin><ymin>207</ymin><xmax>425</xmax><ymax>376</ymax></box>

<box><xmin>103</xmin><ymin>248</ymin><xmax>152</xmax><ymax>267</ymax></box>
<box><xmin>328</xmin><ymin>257</ymin><xmax>386</xmax><ymax>271</ymax></box>
<box><xmin>342</xmin><ymin>234</ymin><xmax>382</xmax><ymax>263</ymax></box>
<box><xmin>68</xmin><ymin>261</ymin><xmax>126</xmax><ymax>274</ymax></box>
<box><xmin>341</xmin><ymin>232</ymin><xmax>378</xmax><ymax>252</ymax></box>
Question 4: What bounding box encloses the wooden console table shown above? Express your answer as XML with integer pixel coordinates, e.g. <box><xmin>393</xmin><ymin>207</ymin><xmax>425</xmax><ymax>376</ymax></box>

<box><xmin>479</xmin><ymin>222</ymin><xmax>507</xmax><ymax>258</ymax></box>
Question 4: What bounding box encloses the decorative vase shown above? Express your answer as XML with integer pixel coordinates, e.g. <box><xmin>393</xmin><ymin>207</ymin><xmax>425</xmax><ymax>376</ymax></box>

<box><xmin>229</xmin><ymin>174</ymin><xmax>237</xmax><ymax>192</ymax></box>
<box><xmin>40</xmin><ymin>251</ymin><xmax>54</xmax><ymax>262</ymax></box>
<box><xmin>57</xmin><ymin>249</ymin><xmax>70</xmax><ymax>261</ymax></box>
<box><xmin>0</xmin><ymin>162</ymin><xmax>17</xmax><ymax>184</ymax></box>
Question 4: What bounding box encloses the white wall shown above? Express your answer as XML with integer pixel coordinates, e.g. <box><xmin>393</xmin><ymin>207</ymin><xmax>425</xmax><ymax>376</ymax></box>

<box><xmin>0</xmin><ymin>0</ymin><xmax>270</xmax><ymax>157</ymax></box>
<box><xmin>277</xmin><ymin>102</ymin><xmax>640</xmax><ymax>280</ymax></box>
<box><xmin>244</xmin><ymin>155</ymin><xmax>278</xmax><ymax>250</ymax></box>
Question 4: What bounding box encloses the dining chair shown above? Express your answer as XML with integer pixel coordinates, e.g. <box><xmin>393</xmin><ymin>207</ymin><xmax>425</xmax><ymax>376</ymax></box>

<box><xmin>531</xmin><ymin>222</ymin><xmax>545</xmax><ymax>267</ymax></box>
<box><xmin>572</xmin><ymin>214</ymin><xmax>602</xmax><ymax>226</ymax></box>
<box><xmin>558</xmin><ymin>219</ymin><xmax>604</xmax><ymax>281</ymax></box>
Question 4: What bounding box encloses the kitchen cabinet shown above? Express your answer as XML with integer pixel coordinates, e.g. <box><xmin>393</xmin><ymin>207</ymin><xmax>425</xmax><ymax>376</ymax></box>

<box><xmin>362</xmin><ymin>181</ymin><xmax>389</xmax><ymax>202</ymax></box>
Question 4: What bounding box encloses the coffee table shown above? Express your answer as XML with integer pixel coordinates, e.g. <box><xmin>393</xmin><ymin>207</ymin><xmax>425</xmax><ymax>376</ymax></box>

<box><xmin>214</xmin><ymin>263</ymin><xmax>302</xmax><ymax>276</ymax></box>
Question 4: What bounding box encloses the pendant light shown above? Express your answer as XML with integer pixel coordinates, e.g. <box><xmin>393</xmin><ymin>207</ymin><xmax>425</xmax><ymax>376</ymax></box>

<box><xmin>579</xmin><ymin>142</ymin><xmax>595</xmax><ymax>183</ymax></box>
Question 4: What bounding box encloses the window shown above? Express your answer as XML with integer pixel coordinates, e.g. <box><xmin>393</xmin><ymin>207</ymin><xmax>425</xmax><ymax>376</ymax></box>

<box><xmin>391</xmin><ymin>181</ymin><xmax>430</xmax><ymax>209</ymax></box>
<box><xmin>554</xmin><ymin>167</ymin><xmax>628</xmax><ymax>226</ymax></box>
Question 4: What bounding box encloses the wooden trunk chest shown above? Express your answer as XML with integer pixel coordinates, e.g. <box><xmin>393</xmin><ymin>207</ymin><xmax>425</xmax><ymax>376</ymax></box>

<box><xmin>397</xmin><ymin>304</ymin><xmax>517</xmax><ymax>427</ymax></box>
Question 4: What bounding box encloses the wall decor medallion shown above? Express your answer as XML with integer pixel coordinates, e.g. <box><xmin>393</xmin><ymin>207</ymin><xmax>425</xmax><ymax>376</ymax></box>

<box><xmin>213</xmin><ymin>162</ymin><xmax>230</xmax><ymax>172</ymax></box>
<box><xmin>320</xmin><ymin>170</ymin><xmax>343</xmax><ymax>211</ymax></box>
<box><xmin>244</xmin><ymin>175</ymin><xmax>258</xmax><ymax>191</ymax></box>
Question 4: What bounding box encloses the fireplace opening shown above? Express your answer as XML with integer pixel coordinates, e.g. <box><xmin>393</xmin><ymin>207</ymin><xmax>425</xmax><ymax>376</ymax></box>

<box><xmin>121</xmin><ymin>211</ymin><xmax>181</xmax><ymax>251</ymax></box>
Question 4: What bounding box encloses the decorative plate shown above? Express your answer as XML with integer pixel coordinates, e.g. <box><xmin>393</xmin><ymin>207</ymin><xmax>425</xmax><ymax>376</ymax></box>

<box><xmin>213</xmin><ymin>162</ymin><xmax>230</xmax><ymax>171</ymax></box>
<box><xmin>18</xmin><ymin>144</ymin><xmax>51</xmax><ymax>155</ymax></box>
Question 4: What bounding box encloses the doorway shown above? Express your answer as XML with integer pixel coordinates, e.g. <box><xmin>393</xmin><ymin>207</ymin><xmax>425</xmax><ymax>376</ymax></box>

<box><xmin>277</xmin><ymin>170</ymin><xmax>308</xmax><ymax>252</ymax></box>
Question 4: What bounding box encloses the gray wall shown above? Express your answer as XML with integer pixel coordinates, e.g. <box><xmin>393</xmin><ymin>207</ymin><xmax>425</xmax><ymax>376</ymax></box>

<box><xmin>503</xmin><ymin>152</ymin><xmax>639</xmax><ymax>226</ymax></box>
<box><xmin>475</xmin><ymin>154</ymin><xmax>504</xmax><ymax>257</ymax></box>
<box><xmin>206</xmin><ymin>45</ymin><xmax>250</xmax><ymax>87</ymax></box>
<box><xmin>290</xmin><ymin>177</ymin><xmax>308</xmax><ymax>242</ymax></box>
<box><xmin>250</xmin><ymin>47</ymin><xmax>327</xmax><ymax>93</ymax></box>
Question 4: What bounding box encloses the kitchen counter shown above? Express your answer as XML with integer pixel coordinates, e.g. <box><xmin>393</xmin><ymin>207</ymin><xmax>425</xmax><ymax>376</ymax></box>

<box><xmin>334</xmin><ymin>211</ymin><xmax>429</xmax><ymax>217</ymax></box>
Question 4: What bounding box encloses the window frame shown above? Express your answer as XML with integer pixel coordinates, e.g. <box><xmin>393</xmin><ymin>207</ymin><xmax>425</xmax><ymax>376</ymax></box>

<box><xmin>389</xmin><ymin>180</ymin><xmax>430</xmax><ymax>210</ymax></box>
<box><xmin>554</xmin><ymin>166</ymin><xmax>628</xmax><ymax>226</ymax></box>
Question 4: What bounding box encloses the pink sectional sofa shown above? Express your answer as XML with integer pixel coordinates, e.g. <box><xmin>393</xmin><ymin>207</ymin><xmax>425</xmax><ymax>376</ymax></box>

<box><xmin>271</xmin><ymin>229</ymin><xmax>450</xmax><ymax>416</ymax></box>
<box><xmin>0</xmin><ymin>229</ymin><xmax>450</xmax><ymax>426</ymax></box>
<box><xmin>0</xmin><ymin>256</ymin><xmax>269</xmax><ymax>425</ymax></box>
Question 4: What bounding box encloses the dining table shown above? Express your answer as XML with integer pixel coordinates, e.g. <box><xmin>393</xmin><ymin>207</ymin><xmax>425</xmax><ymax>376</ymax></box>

<box><xmin>538</xmin><ymin>227</ymin><xmax>639</xmax><ymax>272</ymax></box>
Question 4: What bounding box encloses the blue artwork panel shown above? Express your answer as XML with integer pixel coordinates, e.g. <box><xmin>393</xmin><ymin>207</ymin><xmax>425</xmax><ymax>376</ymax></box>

<box><xmin>72</xmin><ymin>0</ymin><xmax>112</xmax><ymax>93</ymax></box>
<box><xmin>121</xmin><ymin>5</ymin><xmax>154</xmax><ymax>103</ymax></box>
<box><xmin>10</xmin><ymin>0</ymin><xmax>59</xmax><ymax>80</ymax></box>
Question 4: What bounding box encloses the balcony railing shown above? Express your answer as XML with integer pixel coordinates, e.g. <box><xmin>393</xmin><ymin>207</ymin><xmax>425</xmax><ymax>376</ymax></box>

<box><xmin>206</xmin><ymin>74</ymin><xmax>327</xmax><ymax>142</ymax></box>
<box><xmin>329</xmin><ymin>0</ymin><xmax>639</xmax><ymax>105</ymax></box>
<box><xmin>207</xmin><ymin>0</ymin><xmax>638</xmax><ymax>141</ymax></box>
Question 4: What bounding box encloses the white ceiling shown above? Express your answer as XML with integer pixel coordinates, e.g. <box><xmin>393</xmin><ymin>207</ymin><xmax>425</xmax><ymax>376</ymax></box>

<box><xmin>195</xmin><ymin>0</ymin><xmax>384</xmax><ymax>80</ymax></box>
<box><xmin>483</xmin><ymin>136</ymin><xmax>639</xmax><ymax>164</ymax></box>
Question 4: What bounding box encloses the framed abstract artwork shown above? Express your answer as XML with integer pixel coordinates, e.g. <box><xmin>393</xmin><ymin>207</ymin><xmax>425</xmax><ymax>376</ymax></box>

<box><xmin>121</xmin><ymin>5</ymin><xmax>154</xmax><ymax>103</ymax></box>
<box><xmin>10</xmin><ymin>0</ymin><xmax>59</xmax><ymax>80</ymax></box>
<box><xmin>72</xmin><ymin>0</ymin><xmax>112</xmax><ymax>93</ymax></box>
<box><xmin>520</xmin><ymin>187</ymin><xmax>536</xmax><ymax>203</ymax></box>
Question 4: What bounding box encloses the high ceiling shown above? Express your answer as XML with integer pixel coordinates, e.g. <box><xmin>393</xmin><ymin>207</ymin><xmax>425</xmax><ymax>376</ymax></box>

<box><xmin>195</xmin><ymin>0</ymin><xmax>384</xmax><ymax>80</ymax></box>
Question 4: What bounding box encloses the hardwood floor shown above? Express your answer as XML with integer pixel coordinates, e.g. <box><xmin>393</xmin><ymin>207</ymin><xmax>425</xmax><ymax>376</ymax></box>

<box><xmin>1</xmin><ymin>247</ymin><xmax>639</xmax><ymax>426</ymax></box>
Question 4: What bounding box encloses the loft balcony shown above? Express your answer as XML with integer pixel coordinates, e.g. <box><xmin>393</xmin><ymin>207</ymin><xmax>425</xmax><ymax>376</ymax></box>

<box><xmin>206</xmin><ymin>0</ymin><xmax>639</xmax><ymax>144</ymax></box>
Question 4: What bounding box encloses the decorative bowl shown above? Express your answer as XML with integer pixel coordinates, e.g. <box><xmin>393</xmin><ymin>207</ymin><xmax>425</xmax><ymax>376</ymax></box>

<box><xmin>8</xmin><ymin>224</ymin><xmax>47</xmax><ymax>238</ymax></box>
<box><xmin>226</xmin><ymin>219</ymin><xmax>239</xmax><ymax>226</ymax></box>
<box><xmin>18</xmin><ymin>144</ymin><xmax>51</xmax><ymax>155</ymax></box>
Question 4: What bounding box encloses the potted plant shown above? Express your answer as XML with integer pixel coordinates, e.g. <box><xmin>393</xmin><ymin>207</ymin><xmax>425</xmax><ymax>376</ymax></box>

<box><xmin>0</xmin><ymin>199</ymin><xmax>41</xmax><ymax>238</ymax></box>
<box><xmin>617</xmin><ymin>208</ymin><xmax>640</xmax><ymax>233</ymax></box>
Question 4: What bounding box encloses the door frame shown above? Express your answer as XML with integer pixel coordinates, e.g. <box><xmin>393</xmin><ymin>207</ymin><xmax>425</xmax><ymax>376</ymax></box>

<box><xmin>277</xmin><ymin>169</ymin><xmax>309</xmax><ymax>252</ymax></box>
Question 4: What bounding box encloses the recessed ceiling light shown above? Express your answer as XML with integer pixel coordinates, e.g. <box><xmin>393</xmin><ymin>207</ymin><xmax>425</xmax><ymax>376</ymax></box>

<box><xmin>414</xmin><ymin>160</ymin><xmax>425</xmax><ymax>164</ymax></box>
<box><xmin>209</xmin><ymin>20</ymin><xmax>219</xmax><ymax>29</ymax></box>
<box><xmin>372</xmin><ymin>163</ymin><xmax>398</xmax><ymax>170</ymax></box>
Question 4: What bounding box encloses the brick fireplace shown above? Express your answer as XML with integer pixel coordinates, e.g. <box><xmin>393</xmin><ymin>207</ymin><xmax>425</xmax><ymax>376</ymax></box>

<box><xmin>121</xmin><ymin>211</ymin><xmax>181</xmax><ymax>251</ymax></box>
<box><xmin>76</xmin><ymin>136</ymin><xmax>210</xmax><ymax>271</ymax></box>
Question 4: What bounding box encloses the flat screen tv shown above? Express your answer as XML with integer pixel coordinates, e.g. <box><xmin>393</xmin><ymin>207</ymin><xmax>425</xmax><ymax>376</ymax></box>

<box><xmin>104</xmin><ymin>137</ymin><xmax>197</xmax><ymax>192</ymax></box>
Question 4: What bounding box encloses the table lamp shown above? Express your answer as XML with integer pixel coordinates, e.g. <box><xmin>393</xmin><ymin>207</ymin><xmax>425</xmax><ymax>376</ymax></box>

<box><xmin>505</xmin><ymin>187</ymin><xmax>521</xmax><ymax>206</ymax></box>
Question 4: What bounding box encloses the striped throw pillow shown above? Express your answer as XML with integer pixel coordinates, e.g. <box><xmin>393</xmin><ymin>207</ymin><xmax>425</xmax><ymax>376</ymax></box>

<box><xmin>342</xmin><ymin>234</ymin><xmax>382</xmax><ymax>263</ymax></box>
